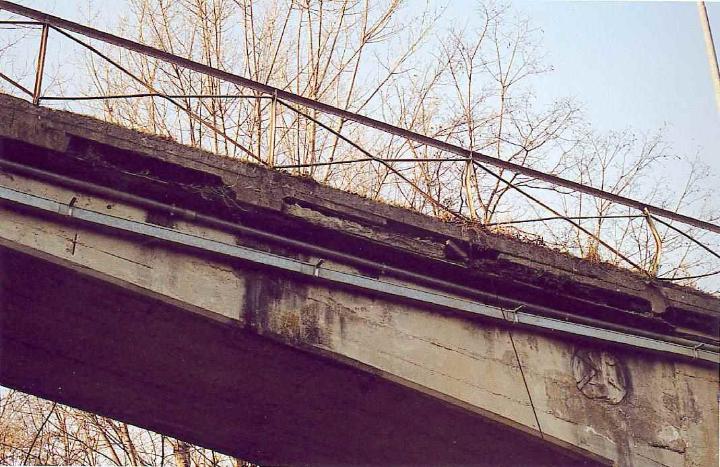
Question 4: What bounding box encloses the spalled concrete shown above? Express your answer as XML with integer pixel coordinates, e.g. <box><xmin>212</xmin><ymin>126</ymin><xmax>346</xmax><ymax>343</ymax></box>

<box><xmin>0</xmin><ymin>93</ymin><xmax>718</xmax><ymax>466</ymax></box>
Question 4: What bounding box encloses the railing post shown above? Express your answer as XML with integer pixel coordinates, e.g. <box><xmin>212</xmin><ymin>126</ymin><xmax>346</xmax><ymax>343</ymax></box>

<box><xmin>32</xmin><ymin>23</ymin><xmax>49</xmax><ymax>105</ymax></box>
<box><xmin>644</xmin><ymin>208</ymin><xmax>663</xmax><ymax>277</ymax></box>
<box><xmin>268</xmin><ymin>90</ymin><xmax>277</xmax><ymax>167</ymax></box>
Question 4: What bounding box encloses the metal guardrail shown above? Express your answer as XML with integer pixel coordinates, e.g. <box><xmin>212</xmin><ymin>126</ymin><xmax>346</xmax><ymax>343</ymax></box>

<box><xmin>0</xmin><ymin>1</ymin><xmax>718</xmax><ymax>283</ymax></box>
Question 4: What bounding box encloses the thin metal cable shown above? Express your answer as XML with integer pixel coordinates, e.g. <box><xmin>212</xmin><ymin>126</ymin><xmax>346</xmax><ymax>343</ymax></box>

<box><xmin>51</xmin><ymin>27</ymin><xmax>263</xmax><ymax>164</ymax></box>
<box><xmin>472</xmin><ymin>161</ymin><xmax>648</xmax><ymax>275</ymax></box>
<box><xmin>277</xmin><ymin>98</ymin><xmax>466</xmax><ymax>221</ymax></box>
<box><xmin>501</xmin><ymin>307</ymin><xmax>544</xmax><ymax>440</ymax></box>
<box><xmin>648</xmin><ymin>214</ymin><xmax>720</xmax><ymax>281</ymax></box>
<box><xmin>650</xmin><ymin>215</ymin><xmax>720</xmax><ymax>260</ymax></box>
<box><xmin>485</xmin><ymin>214</ymin><xmax>644</xmax><ymax>227</ymax></box>
<box><xmin>657</xmin><ymin>270</ymin><xmax>720</xmax><ymax>281</ymax></box>
<box><xmin>275</xmin><ymin>156</ymin><xmax>471</xmax><ymax>169</ymax></box>
<box><xmin>41</xmin><ymin>93</ymin><xmax>271</xmax><ymax>101</ymax></box>
<box><xmin>0</xmin><ymin>19</ymin><xmax>41</xmax><ymax>25</ymax></box>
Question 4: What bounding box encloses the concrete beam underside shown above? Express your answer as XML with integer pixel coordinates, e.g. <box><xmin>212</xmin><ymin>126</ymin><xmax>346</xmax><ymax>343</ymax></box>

<box><xmin>0</xmin><ymin>168</ymin><xmax>717</xmax><ymax>466</ymax></box>
<box><xmin>0</xmin><ymin>242</ymin><xmax>595</xmax><ymax>466</ymax></box>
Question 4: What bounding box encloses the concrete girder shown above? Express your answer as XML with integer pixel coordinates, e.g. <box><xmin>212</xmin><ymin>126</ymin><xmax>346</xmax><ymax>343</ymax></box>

<box><xmin>1</xmin><ymin>170</ymin><xmax>717</xmax><ymax>466</ymax></box>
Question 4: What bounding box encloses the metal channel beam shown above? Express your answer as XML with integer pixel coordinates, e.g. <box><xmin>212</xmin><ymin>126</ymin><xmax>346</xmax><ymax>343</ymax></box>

<box><xmin>0</xmin><ymin>0</ymin><xmax>718</xmax><ymax>234</ymax></box>
<box><xmin>0</xmin><ymin>185</ymin><xmax>717</xmax><ymax>364</ymax></box>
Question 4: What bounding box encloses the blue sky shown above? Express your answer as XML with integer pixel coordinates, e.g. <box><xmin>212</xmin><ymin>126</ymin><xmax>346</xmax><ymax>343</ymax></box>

<box><xmin>494</xmin><ymin>1</ymin><xmax>719</xmax><ymax>174</ymax></box>
<box><xmin>4</xmin><ymin>0</ymin><xmax>720</xmax><ymax>175</ymax></box>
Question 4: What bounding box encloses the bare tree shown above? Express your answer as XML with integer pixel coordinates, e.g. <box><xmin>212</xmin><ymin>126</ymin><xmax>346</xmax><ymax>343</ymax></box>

<box><xmin>0</xmin><ymin>1</ymin><xmax>718</xmax><ymax>464</ymax></box>
<box><xmin>0</xmin><ymin>387</ymin><xmax>251</xmax><ymax>466</ymax></box>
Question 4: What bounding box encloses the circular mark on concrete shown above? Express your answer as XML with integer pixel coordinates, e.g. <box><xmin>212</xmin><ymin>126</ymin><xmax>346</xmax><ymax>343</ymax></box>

<box><xmin>572</xmin><ymin>349</ymin><xmax>628</xmax><ymax>404</ymax></box>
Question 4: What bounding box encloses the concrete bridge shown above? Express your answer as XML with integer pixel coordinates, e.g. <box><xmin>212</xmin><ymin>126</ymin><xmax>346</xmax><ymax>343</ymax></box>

<box><xmin>0</xmin><ymin>93</ymin><xmax>718</xmax><ymax>466</ymax></box>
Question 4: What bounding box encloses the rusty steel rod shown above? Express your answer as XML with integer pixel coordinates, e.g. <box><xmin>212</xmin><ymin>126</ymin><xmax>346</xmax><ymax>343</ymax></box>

<box><xmin>40</xmin><ymin>93</ymin><xmax>271</xmax><ymax>101</ymax></box>
<box><xmin>31</xmin><ymin>22</ymin><xmax>48</xmax><ymax>105</ymax></box>
<box><xmin>0</xmin><ymin>19</ymin><xmax>40</xmax><ymax>25</ymax></box>
<box><xmin>268</xmin><ymin>91</ymin><xmax>277</xmax><ymax>167</ymax></box>
<box><xmin>484</xmin><ymin>214</ymin><xmax>645</xmax><ymax>227</ymax></box>
<box><xmin>0</xmin><ymin>70</ymin><xmax>32</xmax><ymax>96</ymax></box>
<box><xmin>275</xmin><ymin>156</ymin><xmax>472</xmax><ymax>169</ymax></box>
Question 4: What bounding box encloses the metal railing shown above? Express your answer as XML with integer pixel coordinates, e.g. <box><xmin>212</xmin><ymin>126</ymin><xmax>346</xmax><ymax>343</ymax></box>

<box><xmin>0</xmin><ymin>1</ymin><xmax>718</xmax><ymax>287</ymax></box>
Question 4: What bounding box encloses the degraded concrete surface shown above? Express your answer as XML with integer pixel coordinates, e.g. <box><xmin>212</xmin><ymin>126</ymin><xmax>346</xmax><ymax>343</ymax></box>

<box><xmin>0</xmin><ymin>93</ymin><xmax>718</xmax><ymax>465</ymax></box>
